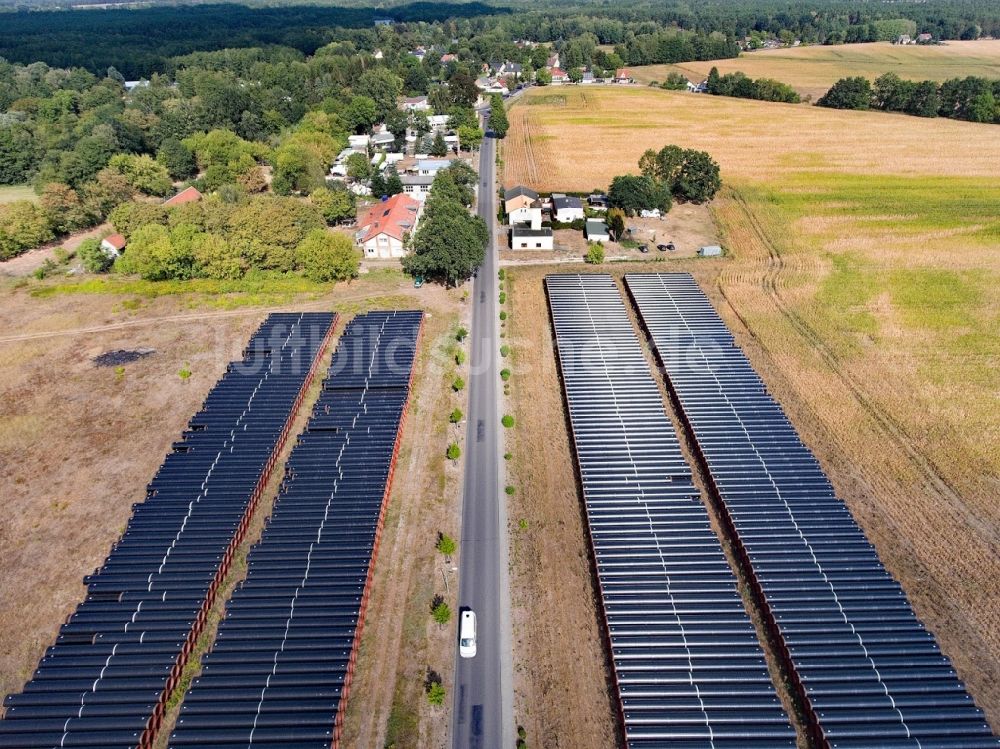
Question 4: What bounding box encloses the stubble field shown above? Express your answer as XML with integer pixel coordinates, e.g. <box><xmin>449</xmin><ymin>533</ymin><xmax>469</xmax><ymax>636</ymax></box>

<box><xmin>630</xmin><ymin>39</ymin><xmax>1000</xmax><ymax>99</ymax></box>
<box><xmin>502</xmin><ymin>84</ymin><xmax>1000</xmax><ymax>730</ymax></box>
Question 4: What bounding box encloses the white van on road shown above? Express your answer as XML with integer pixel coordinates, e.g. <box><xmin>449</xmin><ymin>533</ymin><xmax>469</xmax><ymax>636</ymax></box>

<box><xmin>459</xmin><ymin>609</ymin><xmax>477</xmax><ymax>658</ymax></box>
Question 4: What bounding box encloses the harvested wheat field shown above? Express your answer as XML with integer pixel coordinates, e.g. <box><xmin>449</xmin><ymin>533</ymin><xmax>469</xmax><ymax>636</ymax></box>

<box><xmin>0</xmin><ymin>269</ymin><xmax>462</xmax><ymax>740</ymax></box>
<box><xmin>503</xmin><ymin>85</ymin><xmax>1000</xmax><ymax>731</ymax></box>
<box><xmin>631</xmin><ymin>39</ymin><xmax>1000</xmax><ymax>99</ymax></box>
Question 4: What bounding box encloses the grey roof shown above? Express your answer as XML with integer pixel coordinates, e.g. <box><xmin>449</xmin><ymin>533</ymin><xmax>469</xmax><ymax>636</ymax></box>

<box><xmin>552</xmin><ymin>194</ymin><xmax>583</xmax><ymax>210</ymax></box>
<box><xmin>586</xmin><ymin>219</ymin><xmax>609</xmax><ymax>234</ymax></box>
<box><xmin>512</xmin><ymin>227</ymin><xmax>553</xmax><ymax>238</ymax></box>
<box><xmin>504</xmin><ymin>185</ymin><xmax>539</xmax><ymax>202</ymax></box>
<box><xmin>401</xmin><ymin>174</ymin><xmax>435</xmax><ymax>185</ymax></box>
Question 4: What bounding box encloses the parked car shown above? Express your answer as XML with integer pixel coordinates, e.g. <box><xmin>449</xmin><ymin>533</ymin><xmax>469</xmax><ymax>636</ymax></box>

<box><xmin>638</xmin><ymin>244</ymin><xmax>649</xmax><ymax>253</ymax></box>
<box><xmin>460</xmin><ymin>610</ymin><xmax>477</xmax><ymax>658</ymax></box>
<box><xmin>656</xmin><ymin>243</ymin><xmax>668</xmax><ymax>252</ymax></box>
<box><xmin>666</xmin><ymin>242</ymin><xmax>676</xmax><ymax>251</ymax></box>
<box><xmin>414</xmin><ymin>276</ymin><xmax>424</xmax><ymax>288</ymax></box>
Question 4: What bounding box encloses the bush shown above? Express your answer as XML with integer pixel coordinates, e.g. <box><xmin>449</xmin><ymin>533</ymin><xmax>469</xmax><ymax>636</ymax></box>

<box><xmin>499</xmin><ymin>291</ymin><xmax>506</xmax><ymax>304</ymax></box>
<box><xmin>501</xmin><ymin>414</ymin><xmax>514</xmax><ymax>428</ymax></box>
<box><xmin>427</xmin><ymin>682</ymin><xmax>446</xmax><ymax>706</ymax></box>
<box><xmin>454</xmin><ymin>349</ymin><xmax>466</xmax><ymax>366</ymax></box>
<box><xmin>498</xmin><ymin>269</ymin><xmax>505</xmax><ymax>280</ymax></box>
<box><xmin>78</xmin><ymin>238</ymin><xmax>113</xmax><ymax>273</ymax></box>
<box><xmin>500</xmin><ymin>345</ymin><xmax>510</xmax><ymax>357</ymax></box>
<box><xmin>431</xmin><ymin>600</ymin><xmax>452</xmax><ymax>625</ymax></box>
<box><xmin>505</xmin><ymin>485</ymin><xmax>515</xmax><ymax>495</ymax></box>
<box><xmin>114</xmin><ymin>223</ymin><xmax>195</xmax><ymax>280</ymax></box>
<box><xmin>436</xmin><ymin>533</ymin><xmax>457</xmax><ymax>556</ymax></box>
<box><xmin>449</xmin><ymin>408</ymin><xmax>463</xmax><ymax>423</ymax></box>
<box><xmin>455</xmin><ymin>327</ymin><xmax>468</xmax><ymax>341</ymax></box>
<box><xmin>500</xmin><ymin>368</ymin><xmax>511</xmax><ymax>381</ymax></box>
<box><xmin>0</xmin><ymin>201</ymin><xmax>55</xmax><ymax>260</ymax></box>
<box><xmin>504</xmin><ymin>452</ymin><xmax>512</xmax><ymax>461</ymax></box>
<box><xmin>294</xmin><ymin>229</ymin><xmax>359</xmax><ymax>282</ymax></box>
<box><xmin>452</xmin><ymin>376</ymin><xmax>465</xmax><ymax>392</ymax></box>
<box><xmin>584</xmin><ymin>243</ymin><xmax>605</xmax><ymax>264</ymax></box>
<box><xmin>499</xmin><ymin>311</ymin><xmax>507</xmax><ymax>321</ymax></box>
<box><xmin>446</xmin><ymin>443</ymin><xmax>461</xmax><ymax>460</ymax></box>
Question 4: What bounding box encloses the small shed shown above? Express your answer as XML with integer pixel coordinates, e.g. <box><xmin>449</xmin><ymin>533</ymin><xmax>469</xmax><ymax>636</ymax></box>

<box><xmin>100</xmin><ymin>234</ymin><xmax>127</xmax><ymax>258</ymax></box>
<box><xmin>585</xmin><ymin>219</ymin><xmax>610</xmax><ymax>243</ymax></box>
<box><xmin>698</xmin><ymin>245</ymin><xmax>723</xmax><ymax>257</ymax></box>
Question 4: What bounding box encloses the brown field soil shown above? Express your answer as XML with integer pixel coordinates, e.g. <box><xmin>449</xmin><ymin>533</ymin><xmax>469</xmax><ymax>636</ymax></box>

<box><xmin>0</xmin><ymin>269</ymin><xmax>462</xmax><ymax>736</ymax></box>
<box><xmin>502</xmin><ymin>84</ymin><xmax>1000</xmax><ymax>731</ymax></box>
<box><xmin>631</xmin><ymin>39</ymin><xmax>1000</xmax><ymax>99</ymax></box>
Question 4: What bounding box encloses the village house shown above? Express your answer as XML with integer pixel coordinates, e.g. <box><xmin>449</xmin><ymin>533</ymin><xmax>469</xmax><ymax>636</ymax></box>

<box><xmin>440</xmin><ymin>53</ymin><xmax>458</xmax><ymax>64</ymax></box>
<box><xmin>400</xmin><ymin>174</ymin><xmax>435</xmax><ymax>201</ymax></box>
<box><xmin>549</xmin><ymin>68</ymin><xmax>569</xmax><ymax>85</ymax></box>
<box><xmin>355</xmin><ymin>193</ymin><xmax>422</xmax><ymax>259</ymax></box>
<box><xmin>504</xmin><ymin>186</ymin><xmax>539</xmax><ymax>216</ymax></box>
<box><xmin>163</xmin><ymin>186</ymin><xmax>202</xmax><ymax>207</ymax></box>
<box><xmin>402</xmin><ymin>96</ymin><xmax>430</xmax><ymax>112</ymax></box>
<box><xmin>614</xmin><ymin>68</ymin><xmax>634</xmax><ymax>84</ymax></box>
<box><xmin>511</xmin><ymin>227</ymin><xmax>554</xmax><ymax>250</ymax></box>
<box><xmin>552</xmin><ymin>193</ymin><xmax>585</xmax><ymax>223</ymax></box>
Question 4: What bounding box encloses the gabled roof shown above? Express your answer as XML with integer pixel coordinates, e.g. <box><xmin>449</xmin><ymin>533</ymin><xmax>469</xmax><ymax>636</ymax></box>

<box><xmin>101</xmin><ymin>233</ymin><xmax>127</xmax><ymax>250</ymax></box>
<box><xmin>615</xmin><ymin>68</ymin><xmax>632</xmax><ymax>78</ymax></box>
<box><xmin>163</xmin><ymin>186</ymin><xmax>202</xmax><ymax>207</ymax></box>
<box><xmin>357</xmin><ymin>193</ymin><xmax>421</xmax><ymax>243</ymax></box>
<box><xmin>586</xmin><ymin>219</ymin><xmax>609</xmax><ymax>233</ymax></box>
<box><xmin>552</xmin><ymin>194</ymin><xmax>583</xmax><ymax>210</ymax></box>
<box><xmin>440</xmin><ymin>53</ymin><xmax>458</xmax><ymax>63</ymax></box>
<box><xmin>550</xmin><ymin>67</ymin><xmax>567</xmax><ymax>78</ymax></box>
<box><xmin>504</xmin><ymin>185</ymin><xmax>539</xmax><ymax>202</ymax></box>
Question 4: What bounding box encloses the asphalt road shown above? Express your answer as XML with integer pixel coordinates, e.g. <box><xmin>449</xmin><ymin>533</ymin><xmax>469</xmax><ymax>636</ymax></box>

<box><xmin>451</xmin><ymin>133</ymin><xmax>513</xmax><ymax>749</ymax></box>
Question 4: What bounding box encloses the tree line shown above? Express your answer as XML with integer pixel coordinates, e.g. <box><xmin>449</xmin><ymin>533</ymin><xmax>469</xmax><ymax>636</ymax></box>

<box><xmin>705</xmin><ymin>67</ymin><xmax>801</xmax><ymax>103</ymax></box>
<box><xmin>819</xmin><ymin>73</ymin><xmax>1000</xmax><ymax>123</ymax></box>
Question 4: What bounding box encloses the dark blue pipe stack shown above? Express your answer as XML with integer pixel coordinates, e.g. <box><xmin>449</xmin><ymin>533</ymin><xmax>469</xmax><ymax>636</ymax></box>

<box><xmin>625</xmin><ymin>272</ymin><xmax>998</xmax><ymax>749</ymax></box>
<box><xmin>545</xmin><ymin>274</ymin><xmax>796</xmax><ymax>749</ymax></box>
<box><xmin>169</xmin><ymin>310</ymin><xmax>422</xmax><ymax>749</ymax></box>
<box><xmin>0</xmin><ymin>312</ymin><xmax>335</xmax><ymax>749</ymax></box>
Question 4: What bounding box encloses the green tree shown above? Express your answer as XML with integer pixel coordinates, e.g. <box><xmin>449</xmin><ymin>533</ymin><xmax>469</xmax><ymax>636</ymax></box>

<box><xmin>446</xmin><ymin>443</ymin><xmax>461</xmax><ymax>460</ymax></box>
<box><xmin>343</xmin><ymin>95</ymin><xmax>379</xmax><ymax>133</ymax></box>
<box><xmin>108</xmin><ymin>154</ymin><xmax>173</xmax><ymax>196</ymax></box>
<box><xmin>109</xmin><ymin>201</ymin><xmax>168</xmax><ymax>239</ymax></box>
<box><xmin>81</xmin><ymin>169</ymin><xmax>135</xmax><ymax>218</ymax></box>
<box><xmin>40</xmin><ymin>182</ymin><xmax>94</xmax><ymax>234</ymax></box>
<box><xmin>310</xmin><ymin>185</ymin><xmax>356</xmax><ymax>225</ymax></box>
<box><xmin>78</xmin><ymin>237</ymin><xmax>113</xmax><ymax>273</ymax></box>
<box><xmin>608</xmin><ymin>174</ymin><xmax>671</xmax><ymax>215</ymax></box>
<box><xmin>193</xmin><ymin>232</ymin><xmax>245</xmax><ymax>279</ymax></box>
<box><xmin>156</xmin><ymin>138</ymin><xmax>197</xmax><ymax>180</ymax></box>
<box><xmin>345</xmin><ymin>152</ymin><xmax>372</xmax><ymax>181</ymax></box>
<box><xmin>488</xmin><ymin>94</ymin><xmax>509</xmax><ymax>138</ymax></box>
<box><xmin>431</xmin><ymin>600</ymin><xmax>452</xmax><ymax>625</ymax></box>
<box><xmin>818</xmin><ymin>77</ymin><xmax>873</xmax><ymax>110</ymax></box>
<box><xmin>427</xmin><ymin>682</ymin><xmax>446</xmax><ymax>706</ymax></box>
<box><xmin>661</xmin><ymin>72</ymin><xmax>689</xmax><ymax>90</ymax></box>
<box><xmin>114</xmin><ymin>223</ymin><xmax>195</xmax><ymax>280</ymax></box>
<box><xmin>584</xmin><ymin>242</ymin><xmax>605</xmax><ymax>264</ymax></box>
<box><xmin>385</xmin><ymin>167</ymin><xmax>404</xmax><ymax>196</ymax></box>
<box><xmin>673</xmin><ymin>150</ymin><xmax>721</xmax><ymax>203</ymax></box>
<box><xmin>535</xmin><ymin>68</ymin><xmax>552</xmax><ymax>86</ymax></box>
<box><xmin>458</xmin><ymin>124</ymin><xmax>484</xmax><ymax>151</ymax></box>
<box><xmin>294</xmin><ymin>228</ymin><xmax>359</xmax><ymax>282</ymax></box>
<box><xmin>0</xmin><ymin>201</ymin><xmax>53</xmax><ymax>260</ymax></box>
<box><xmin>430</xmin><ymin>131</ymin><xmax>448</xmax><ymax>157</ymax></box>
<box><xmin>355</xmin><ymin>68</ymin><xmax>403</xmax><ymax>121</ymax></box>
<box><xmin>403</xmin><ymin>196</ymin><xmax>486</xmax><ymax>286</ymax></box>
<box><xmin>0</xmin><ymin>125</ymin><xmax>39</xmax><ymax>185</ymax></box>
<box><xmin>567</xmin><ymin>67</ymin><xmax>583</xmax><ymax>84</ymax></box>
<box><xmin>227</xmin><ymin>195</ymin><xmax>325</xmax><ymax>272</ymax></box>
<box><xmin>606</xmin><ymin>207</ymin><xmax>626</xmax><ymax>241</ymax></box>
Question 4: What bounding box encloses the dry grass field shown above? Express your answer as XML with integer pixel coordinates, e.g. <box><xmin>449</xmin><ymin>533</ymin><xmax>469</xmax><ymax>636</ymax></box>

<box><xmin>0</xmin><ymin>186</ymin><xmax>37</xmax><ymax>205</ymax></box>
<box><xmin>631</xmin><ymin>39</ymin><xmax>1000</xmax><ymax>99</ymax></box>
<box><xmin>502</xmin><ymin>85</ymin><xmax>1000</xmax><ymax>730</ymax></box>
<box><xmin>0</xmin><ymin>269</ymin><xmax>464</xmax><ymax>749</ymax></box>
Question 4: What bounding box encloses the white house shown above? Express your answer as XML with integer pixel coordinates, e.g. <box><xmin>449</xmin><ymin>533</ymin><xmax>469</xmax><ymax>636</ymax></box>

<box><xmin>402</xmin><ymin>96</ymin><xmax>430</xmax><ymax>112</ymax></box>
<box><xmin>355</xmin><ymin>193</ymin><xmax>422</xmax><ymax>259</ymax></box>
<box><xmin>511</xmin><ymin>227</ymin><xmax>554</xmax><ymax>250</ymax></box>
<box><xmin>552</xmin><ymin>194</ymin><xmax>585</xmax><ymax>223</ymax></box>
<box><xmin>412</xmin><ymin>158</ymin><xmax>456</xmax><ymax>176</ymax></box>
<box><xmin>371</xmin><ymin>130</ymin><xmax>396</xmax><ymax>150</ymax></box>
<box><xmin>400</xmin><ymin>174</ymin><xmax>435</xmax><ymax>201</ymax></box>
<box><xmin>100</xmin><ymin>233</ymin><xmax>127</xmax><ymax>258</ymax></box>
<box><xmin>348</xmin><ymin>134</ymin><xmax>370</xmax><ymax>150</ymax></box>
<box><xmin>508</xmin><ymin>202</ymin><xmax>542</xmax><ymax>229</ymax></box>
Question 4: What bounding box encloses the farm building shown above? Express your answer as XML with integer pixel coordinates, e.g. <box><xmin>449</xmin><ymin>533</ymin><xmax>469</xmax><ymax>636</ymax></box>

<box><xmin>552</xmin><ymin>194</ymin><xmax>585</xmax><ymax>223</ymax></box>
<box><xmin>586</xmin><ymin>219</ymin><xmax>610</xmax><ymax>243</ymax></box>
<box><xmin>511</xmin><ymin>227</ymin><xmax>554</xmax><ymax>250</ymax></box>
<box><xmin>698</xmin><ymin>245</ymin><xmax>723</xmax><ymax>257</ymax></box>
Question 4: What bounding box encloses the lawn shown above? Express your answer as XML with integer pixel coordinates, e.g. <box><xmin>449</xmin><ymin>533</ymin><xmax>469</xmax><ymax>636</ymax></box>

<box><xmin>0</xmin><ymin>185</ymin><xmax>37</xmax><ymax>205</ymax></box>
<box><xmin>502</xmin><ymin>84</ymin><xmax>1000</xmax><ymax>730</ymax></box>
<box><xmin>631</xmin><ymin>39</ymin><xmax>1000</xmax><ymax>99</ymax></box>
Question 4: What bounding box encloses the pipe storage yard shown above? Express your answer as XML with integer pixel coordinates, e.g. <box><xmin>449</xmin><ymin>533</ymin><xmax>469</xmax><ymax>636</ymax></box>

<box><xmin>170</xmin><ymin>310</ymin><xmax>423</xmax><ymax>749</ymax></box>
<box><xmin>544</xmin><ymin>274</ymin><xmax>796</xmax><ymax>748</ymax></box>
<box><xmin>624</xmin><ymin>273</ymin><xmax>1000</xmax><ymax>748</ymax></box>
<box><xmin>0</xmin><ymin>312</ymin><xmax>335</xmax><ymax>749</ymax></box>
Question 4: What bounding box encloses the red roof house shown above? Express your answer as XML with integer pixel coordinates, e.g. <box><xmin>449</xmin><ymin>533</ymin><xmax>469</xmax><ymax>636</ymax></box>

<box><xmin>355</xmin><ymin>193</ymin><xmax>423</xmax><ymax>259</ymax></box>
<box><xmin>163</xmin><ymin>186</ymin><xmax>203</xmax><ymax>207</ymax></box>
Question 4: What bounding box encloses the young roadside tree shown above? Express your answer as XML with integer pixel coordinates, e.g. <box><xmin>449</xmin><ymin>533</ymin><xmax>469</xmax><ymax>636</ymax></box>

<box><xmin>294</xmin><ymin>229</ymin><xmax>359</xmax><ymax>282</ymax></box>
<box><xmin>431</xmin><ymin>600</ymin><xmax>452</xmax><ymax>625</ymax></box>
<box><xmin>488</xmin><ymin>94</ymin><xmax>509</xmax><ymax>138</ymax></box>
<box><xmin>458</xmin><ymin>124</ymin><xmax>484</xmax><ymax>151</ymax></box>
<box><xmin>436</xmin><ymin>533</ymin><xmax>457</xmax><ymax>555</ymax></box>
